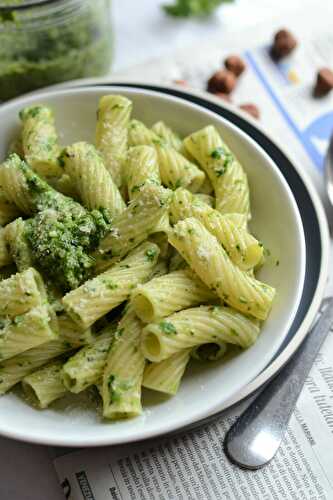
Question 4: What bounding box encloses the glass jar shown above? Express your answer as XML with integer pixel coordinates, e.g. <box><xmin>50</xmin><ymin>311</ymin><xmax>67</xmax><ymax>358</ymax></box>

<box><xmin>0</xmin><ymin>0</ymin><xmax>112</xmax><ymax>101</ymax></box>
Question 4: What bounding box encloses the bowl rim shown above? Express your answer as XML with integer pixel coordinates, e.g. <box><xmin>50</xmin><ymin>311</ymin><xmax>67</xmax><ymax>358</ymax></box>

<box><xmin>0</xmin><ymin>85</ymin><xmax>307</xmax><ymax>447</ymax></box>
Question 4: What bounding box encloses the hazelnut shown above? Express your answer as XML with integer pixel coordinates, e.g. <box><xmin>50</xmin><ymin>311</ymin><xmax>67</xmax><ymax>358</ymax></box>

<box><xmin>271</xmin><ymin>29</ymin><xmax>297</xmax><ymax>60</ymax></box>
<box><xmin>207</xmin><ymin>69</ymin><xmax>236</xmax><ymax>94</ymax></box>
<box><xmin>224</xmin><ymin>55</ymin><xmax>246</xmax><ymax>77</ymax></box>
<box><xmin>313</xmin><ymin>68</ymin><xmax>333</xmax><ymax>97</ymax></box>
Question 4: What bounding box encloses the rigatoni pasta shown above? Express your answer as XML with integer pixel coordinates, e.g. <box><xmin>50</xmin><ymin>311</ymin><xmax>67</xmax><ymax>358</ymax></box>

<box><xmin>183</xmin><ymin>125</ymin><xmax>250</xmax><ymax>217</ymax></box>
<box><xmin>96</xmin><ymin>95</ymin><xmax>132</xmax><ymax>187</ymax></box>
<box><xmin>61</xmin><ymin>142</ymin><xmax>125</xmax><ymax>216</ymax></box>
<box><xmin>129</xmin><ymin>119</ymin><xmax>206</xmax><ymax>192</ymax></box>
<box><xmin>22</xmin><ymin>359</ymin><xmax>67</xmax><ymax>409</ymax></box>
<box><xmin>0</xmin><ymin>267</ymin><xmax>46</xmax><ymax>317</ymax></box>
<box><xmin>0</xmin><ymin>305</ymin><xmax>57</xmax><ymax>361</ymax></box>
<box><xmin>151</xmin><ymin>121</ymin><xmax>183</xmax><ymax>151</ymax></box>
<box><xmin>142</xmin><ymin>348</ymin><xmax>192</xmax><ymax>395</ymax></box>
<box><xmin>169</xmin><ymin>188</ymin><xmax>263</xmax><ymax>270</ymax></box>
<box><xmin>102</xmin><ymin>305</ymin><xmax>145</xmax><ymax>419</ymax></box>
<box><xmin>125</xmin><ymin>145</ymin><xmax>161</xmax><ymax>201</ymax></box>
<box><xmin>3</xmin><ymin>218</ymin><xmax>32</xmax><ymax>271</ymax></box>
<box><xmin>0</xmin><ymin>339</ymin><xmax>74</xmax><ymax>395</ymax></box>
<box><xmin>168</xmin><ymin>218</ymin><xmax>275</xmax><ymax>320</ymax></box>
<box><xmin>142</xmin><ymin>305</ymin><xmax>260</xmax><ymax>362</ymax></box>
<box><xmin>0</xmin><ymin>94</ymin><xmax>277</xmax><ymax>422</ymax></box>
<box><xmin>20</xmin><ymin>105</ymin><xmax>62</xmax><ymax>178</ymax></box>
<box><xmin>94</xmin><ymin>184</ymin><xmax>171</xmax><ymax>270</ymax></box>
<box><xmin>62</xmin><ymin>241</ymin><xmax>160</xmax><ymax>329</ymax></box>
<box><xmin>62</xmin><ymin>323</ymin><xmax>116</xmax><ymax>394</ymax></box>
<box><xmin>131</xmin><ymin>268</ymin><xmax>215</xmax><ymax>323</ymax></box>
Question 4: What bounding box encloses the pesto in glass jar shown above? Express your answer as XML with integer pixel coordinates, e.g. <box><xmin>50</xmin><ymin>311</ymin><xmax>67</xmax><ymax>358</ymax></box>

<box><xmin>0</xmin><ymin>0</ymin><xmax>112</xmax><ymax>100</ymax></box>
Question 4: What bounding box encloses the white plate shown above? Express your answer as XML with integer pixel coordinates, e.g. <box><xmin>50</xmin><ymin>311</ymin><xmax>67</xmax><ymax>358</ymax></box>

<box><xmin>0</xmin><ymin>86</ymin><xmax>305</xmax><ymax>446</ymax></box>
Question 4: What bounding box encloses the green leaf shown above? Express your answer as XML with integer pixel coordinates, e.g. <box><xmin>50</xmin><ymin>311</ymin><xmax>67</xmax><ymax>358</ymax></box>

<box><xmin>163</xmin><ymin>0</ymin><xmax>233</xmax><ymax>18</ymax></box>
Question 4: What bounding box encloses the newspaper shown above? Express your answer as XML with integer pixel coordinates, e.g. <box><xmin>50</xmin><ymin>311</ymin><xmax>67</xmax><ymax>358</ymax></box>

<box><xmin>54</xmin><ymin>22</ymin><xmax>333</xmax><ymax>500</ymax></box>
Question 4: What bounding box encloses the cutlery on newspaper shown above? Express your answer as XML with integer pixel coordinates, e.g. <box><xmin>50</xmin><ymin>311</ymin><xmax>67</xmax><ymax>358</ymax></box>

<box><xmin>224</xmin><ymin>297</ymin><xmax>333</xmax><ymax>469</ymax></box>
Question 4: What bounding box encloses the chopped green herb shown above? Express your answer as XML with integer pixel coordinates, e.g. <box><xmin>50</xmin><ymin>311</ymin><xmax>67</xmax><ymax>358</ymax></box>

<box><xmin>159</xmin><ymin>321</ymin><xmax>177</xmax><ymax>335</ymax></box>
<box><xmin>13</xmin><ymin>315</ymin><xmax>24</xmax><ymax>326</ymax></box>
<box><xmin>131</xmin><ymin>184</ymin><xmax>144</xmax><ymax>193</ymax></box>
<box><xmin>104</xmin><ymin>280</ymin><xmax>118</xmax><ymax>290</ymax></box>
<box><xmin>210</xmin><ymin>147</ymin><xmax>224</xmax><ymax>159</ymax></box>
<box><xmin>145</xmin><ymin>248</ymin><xmax>157</xmax><ymax>262</ymax></box>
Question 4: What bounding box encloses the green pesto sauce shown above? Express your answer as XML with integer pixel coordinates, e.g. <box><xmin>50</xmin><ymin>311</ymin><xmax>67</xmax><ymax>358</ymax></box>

<box><xmin>0</xmin><ymin>2</ymin><xmax>112</xmax><ymax>100</ymax></box>
<box><xmin>25</xmin><ymin>205</ymin><xmax>111</xmax><ymax>291</ymax></box>
<box><xmin>13</xmin><ymin>155</ymin><xmax>112</xmax><ymax>290</ymax></box>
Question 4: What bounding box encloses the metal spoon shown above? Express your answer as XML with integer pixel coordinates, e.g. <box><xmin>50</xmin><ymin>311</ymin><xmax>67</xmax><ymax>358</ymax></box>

<box><xmin>224</xmin><ymin>297</ymin><xmax>333</xmax><ymax>469</ymax></box>
<box><xmin>224</xmin><ymin>133</ymin><xmax>333</xmax><ymax>469</ymax></box>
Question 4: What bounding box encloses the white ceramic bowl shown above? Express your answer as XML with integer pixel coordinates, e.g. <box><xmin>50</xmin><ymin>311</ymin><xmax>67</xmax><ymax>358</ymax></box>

<box><xmin>0</xmin><ymin>86</ymin><xmax>306</xmax><ymax>446</ymax></box>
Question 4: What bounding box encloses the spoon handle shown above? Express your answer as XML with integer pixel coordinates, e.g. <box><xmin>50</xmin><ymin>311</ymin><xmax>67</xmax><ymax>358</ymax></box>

<box><xmin>224</xmin><ymin>297</ymin><xmax>333</xmax><ymax>470</ymax></box>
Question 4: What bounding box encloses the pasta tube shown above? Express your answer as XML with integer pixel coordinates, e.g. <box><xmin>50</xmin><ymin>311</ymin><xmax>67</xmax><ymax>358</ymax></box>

<box><xmin>169</xmin><ymin>188</ymin><xmax>263</xmax><ymax>270</ymax></box>
<box><xmin>96</xmin><ymin>95</ymin><xmax>132</xmax><ymax>187</ymax></box>
<box><xmin>3</xmin><ymin>218</ymin><xmax>32</xmax><ymax>271</ymax></box>
<box><xmin>55</xmin><ymin>310</ymin><xmax>94</xmax><ymax>347</ymax></box>
<box><xmin>125</xmin><ymin>145</ymin><xmax>161</xmax><ymax>201</ymax></box>
<box><xmin>102</xmin><ymin>305</ymin><xmax>145</xmax><ymax>419</ymax></box>
<box><xmin>142</xmin><ymin>348</ymin><xmax>192</xmax><ymax>395</ymax></box>
<box><xmin>168</xmin><ymin>218</ymin><xmax>275</xmax><ymax>320</ymax></box>
<box><xmin>22</xmin><ymin>359</ymin><xmax>67</xmax><ymax>408</ymax></box>
<box><xmin>129</xmin><ymin>120</ymin><xmax>206</xmax><ymax>192</ymax></box>
<box><xmin>62</xmin><ymin>324</ymin><xmax>116</xmax><ymax>394</ymax></box>
<box><xmin>0</xmin><ymin>154</ymin><xmax>64</xmax><ymax>214</ymax></box>
<box><xmin>132</xmin><ymin>268</ymin><xmax>215</xmax><ymax>323</ymax></box>
<box><xmin>20</xmin><ymin>105</ymin><xmax>62</xmax><ymax>177</ymax></box>
<box><xmin>184</xmin><ymin>125</ymin><xmax>250</xmax><ymax>217</ymax></box>
<box><xmin>63</xmin><ymin>241</ymin><xmax>160</xmax><ymax>329</ymax></box>
<box><xmin>94</xmin><ymin>184</ymin><xmax>171</xmax><ymax>269</ymax></box>
<box><xmin>142</xmin><ymin>305</ymin><xmax>260</xmax><ymax>362</ymax></box>
<box><xmin>0</xmin><ymin>305</ymin><xmax>57</xmax><ymax>361</ymax></box>
<box><xmin>151</xmin><ymin>121</ymin><xmax>183</xmax><ymax>151</ymax></box>
<box><xmin>0</xmin><ymin>267</ymin><xmax>46</xmax><ymax>318</ymax></box>
<box><xmin>0</xmin><ymin>339</ymin><xmax>74</xmax><ymax>395</ymax></box>
<box><xmin>61</xmin><ymin>142</ymin><xmax>125</xmax><ymax>216</ymax></box>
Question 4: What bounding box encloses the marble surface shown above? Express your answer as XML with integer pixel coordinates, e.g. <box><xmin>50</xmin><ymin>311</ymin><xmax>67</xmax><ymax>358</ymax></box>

<box><xmin>0</xmin><ymin>1</ymin><xmax>322</xmax><ymax>498</ymax></box>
